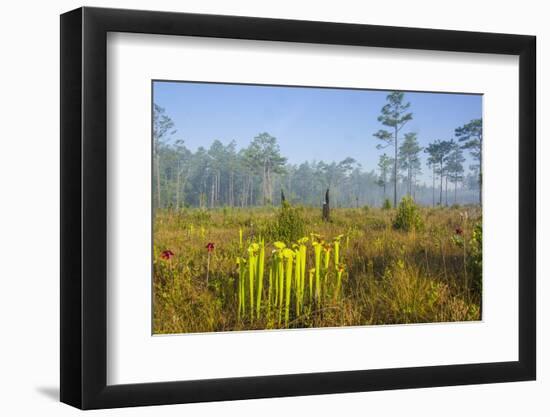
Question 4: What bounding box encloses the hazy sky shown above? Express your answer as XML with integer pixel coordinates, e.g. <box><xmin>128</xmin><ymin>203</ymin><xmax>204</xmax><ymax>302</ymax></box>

<box><xmin>153</xmin><ymin>81</ymin><xmax>482</xmax><ymax>184</ymax></box>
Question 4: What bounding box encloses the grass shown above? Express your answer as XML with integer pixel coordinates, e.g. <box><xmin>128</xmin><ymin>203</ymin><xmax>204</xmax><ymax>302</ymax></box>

<box><xmin>153</xmin><ymin>203</ymin><xmax>481</xmax><ymax>334</ymax></box>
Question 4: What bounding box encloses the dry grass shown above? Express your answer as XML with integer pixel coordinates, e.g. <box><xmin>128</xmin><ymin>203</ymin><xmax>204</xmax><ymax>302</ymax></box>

<box><xmin>153</xmin><ymin>205</ymin><xmax>481</xmax><ymax>334</ymax></box>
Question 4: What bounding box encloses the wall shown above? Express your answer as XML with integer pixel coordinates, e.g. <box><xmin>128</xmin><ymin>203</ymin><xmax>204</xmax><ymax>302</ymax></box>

<box><xmin>0</xmin><ymin>0</ymin><xmax>545</xmax><ymax>415</ymax></box>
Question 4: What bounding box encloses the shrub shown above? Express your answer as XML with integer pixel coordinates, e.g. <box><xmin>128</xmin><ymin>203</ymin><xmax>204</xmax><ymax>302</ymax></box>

<box><xmin>362</xmin><ymin>205</ymin><xmax>370</xmax><ymax>214</ymax></box>
<box><xmin>382</xmin><ymin>198</ymin><xmax>392</xmax><ymax>210</ymax></box>
<box><xmin>276</xmin><ymin>202</ymin><xmax>306</xmax><ymax>244</ymax></box>
<box><xmin>393</xmin><ymin>196</ymin><xmax>424</xmax><ymax>232</ymax></box>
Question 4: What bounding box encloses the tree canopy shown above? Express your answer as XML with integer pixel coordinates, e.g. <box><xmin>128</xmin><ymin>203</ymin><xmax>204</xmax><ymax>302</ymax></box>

<box><xmin>153</xmin><ymin>93</ymin><xmax>482</xmax><ymax>209</ymax></box>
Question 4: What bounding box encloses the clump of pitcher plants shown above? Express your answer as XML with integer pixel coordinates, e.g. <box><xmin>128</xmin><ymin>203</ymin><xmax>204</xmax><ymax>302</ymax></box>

<box><xmin>235</xmin><ymin>231</ymin><xmax>347</xmax><ymax>327</ymax></box>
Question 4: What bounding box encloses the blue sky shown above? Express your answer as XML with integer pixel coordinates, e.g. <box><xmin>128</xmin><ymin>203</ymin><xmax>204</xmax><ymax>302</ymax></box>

<box><xmin>153</xmin><ymin>81</ymin><xmax>482</xmax><ymax>184</ymax></box>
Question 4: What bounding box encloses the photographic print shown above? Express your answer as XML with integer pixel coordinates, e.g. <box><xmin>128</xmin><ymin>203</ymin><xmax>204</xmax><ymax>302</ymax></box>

<box><xmin>152</xmin><ymin>81</ymin><xmax>483</xmax><ymax>335</ymax></box>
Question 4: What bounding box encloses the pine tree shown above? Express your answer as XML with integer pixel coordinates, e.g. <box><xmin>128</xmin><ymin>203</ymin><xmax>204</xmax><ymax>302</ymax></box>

<box><xmin>398</xmin><ymin>132</ymin><xmax>422</xmax><ymax>197</ymax></box>
<box><xmin>445</xmin><ymin>141</ymin><xmax>466</xmax><ymax>204</ymax></box>
<box><xmin>373</xmin><ymin>92</ymin><xmax>413</xmax><ymax>207</ymax></box>
<box><xmin>153</xmin><ymin>104</ymin><xmax>176</xmax><ymax>209</ymax></box>
<box><xmin>455</xmin><ymin>119</ymin><xmax>482</xmax><ymax>204</ymax></box>
<box><xmin>424</xmin><ymin>140</ymin><xmax>453</xmax><ymax>206</ymax></box>
<box><xmin>377</xmin><ymin>153</ymin><xmax>392</xmax><ymax>199</ymax></box>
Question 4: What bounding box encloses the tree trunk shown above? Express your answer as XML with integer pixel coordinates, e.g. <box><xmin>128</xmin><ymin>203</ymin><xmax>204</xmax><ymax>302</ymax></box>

<box><xmin>180</xmin><ymin>177</ymin><xmax>187</xmax><ymax>208</ymax></box>
<box><xmin>454</xmin><ymin>177</ymin><xmax>457</xmax><ymax>204</ymax></box>
<box><xmin>409</xmin><ymin>168</ymin><xmax>413</xmax><ymax>196</ymax></box>
<box><xmin>230</xmin><ymin>171</ymin><xmax>234</xmax><ymax>207</ymax></box>
<box><xmin>249</xmin><ymin>175</ymin><xmax>254</xmax><ymax>206</ymax></box>
<box><xmin>210</xmin><ymin>176</ymin><xmax>215</xmax><ymax>208</ymax></box>
<box><xmin>215</xmin><ymin>172</ymin><xmax>219</xmax><ymax>206</ymax></box>
<box><xmin>322</xmin><ymin>188</ymin><xmax>330</xmax><ymax>221</ymax></box>
<box><xmin>287</xmin><ymin>172</ymin><xmax>292</xmax><ymax>198</ymax></box>
<box><xmin>241</xmin><ymin>178</ymin><xmax>247</xmax><ymax>208</ymax></box>
<box><xmin>432</xmin><ymin>165</ymin><xmax>435</xmax><ymax>207</ymax></box>
<box><xmin>244</xmin><ymin>176</ymin><xmax>249</xmax><ymax>207</ymax></box>
<box><xmin>439</xmin><ymin>163</ymin><xmax>443</xmax><ymax>206</ymax></box>
<box><xmin>175</xmin><ymin>166</ymin><xmax>180</xmax><ymax>210</ymax></box>
<box><xmin>262</xmin><ymin>165</ymin><xmax>266</xmax><ymax>205</ymax></box>
<box><xmin>201</xmin><ymin>179</ymin><xmax>206</xmax><ymax>209</ymax></box>
<box><xmin>262</xmin><ymin>164</ymin><xmax>271</xmax><ymax>205</ymax></box>
<box><xmin>445</xmin><ymin>175</ymin><xmax>448</xmax><ymax>206</ymax></box>
<box><xmin>266</xmin><ymin>166</ymin><xmax>272</xmax><ymax>204</ymax></box>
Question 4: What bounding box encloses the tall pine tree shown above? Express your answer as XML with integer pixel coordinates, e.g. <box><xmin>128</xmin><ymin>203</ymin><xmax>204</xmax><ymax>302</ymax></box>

<box><xmin>373</xmin><ymin>92</ymin><xmax>413</xmax><ymax>207</ymax></box>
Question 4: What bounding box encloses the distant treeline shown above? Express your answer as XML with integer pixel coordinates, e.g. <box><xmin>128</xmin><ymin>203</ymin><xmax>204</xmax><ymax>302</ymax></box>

<box><xmin>153</xmin><ymin>92</ymin><xmax>481</xmax><ymax>210</ymax></box>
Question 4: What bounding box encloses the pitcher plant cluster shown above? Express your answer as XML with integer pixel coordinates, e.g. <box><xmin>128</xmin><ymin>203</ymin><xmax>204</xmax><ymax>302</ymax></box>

<box><xmin>236</xmin><ymin>230</ymin><xmax>347</xmax><ymax>327</ymax></box>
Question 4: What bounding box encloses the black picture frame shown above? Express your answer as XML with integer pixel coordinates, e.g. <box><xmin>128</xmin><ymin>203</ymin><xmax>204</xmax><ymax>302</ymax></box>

<box><xmin>60</xmin><ymin>6</ymin><xmax>536</xmax><ymax>410</ymax></box>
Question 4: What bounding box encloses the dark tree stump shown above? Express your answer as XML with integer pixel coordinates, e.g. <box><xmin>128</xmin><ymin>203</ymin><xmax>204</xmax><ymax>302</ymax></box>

<box><xmin>322</xmin><ymin>188</ymin><xmax>330</xmax><ymax>221</ymax></box>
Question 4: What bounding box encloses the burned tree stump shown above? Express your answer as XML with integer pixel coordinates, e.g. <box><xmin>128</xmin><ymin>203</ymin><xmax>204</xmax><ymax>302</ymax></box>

<box><xmin>322</xmin><ymin>188</ymin><xmax>330</xmax><ymax>221</ymax></box>
<box><xmin>281</xmin><ymin>189</ymin><xmax>286</xmax><ymax>205</ymax></box>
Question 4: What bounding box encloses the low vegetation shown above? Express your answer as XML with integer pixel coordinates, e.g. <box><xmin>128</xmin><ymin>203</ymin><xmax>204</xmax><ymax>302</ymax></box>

<box><xmin>153</xmin><ymin>199</ymin><xmax>482</xmax><ymax>334</ymax></box>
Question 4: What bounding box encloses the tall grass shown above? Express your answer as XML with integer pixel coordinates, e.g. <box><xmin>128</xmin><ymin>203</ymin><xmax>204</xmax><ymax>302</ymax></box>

<box><xmin>153</xmin><ymin>201</ymin><xmax>482</xmax><ymax>334</ymax></box>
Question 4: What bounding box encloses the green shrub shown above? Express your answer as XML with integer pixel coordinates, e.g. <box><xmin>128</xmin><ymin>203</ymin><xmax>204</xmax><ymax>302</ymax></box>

<box><xmin>393</xmin><ymin>196</ymin><xmax>424</xmax><ymax>232</ymax></box>
<box><xmin>362</xmin><ymin>205</ymin><xmax>370</xmax><ymax>214</ymax></box>
<box><xmin>276</xmin><ymin>201</ymin><xmax>305</xmax><ymax>244</ymax></box>
<box><xmin>255</xmin><ymin>218</ymin><xmax>276</xmax><ymax>241</ymax></box>
<box><xmin>382</xmin><ymin>198</ymin><xmax>392</xmax><ymax>210</ymax></box>
<box><xmin>256</xmin><ymin>202</ymin><xmax>306</xmax><ymax>244</ymax></box>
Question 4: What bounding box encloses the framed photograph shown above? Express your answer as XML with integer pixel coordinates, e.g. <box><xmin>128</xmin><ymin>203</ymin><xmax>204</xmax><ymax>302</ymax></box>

<box><xmin>60</xmin><ymin>6</ymin><xmax>536</xmax><ymax>409</ymax></box>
